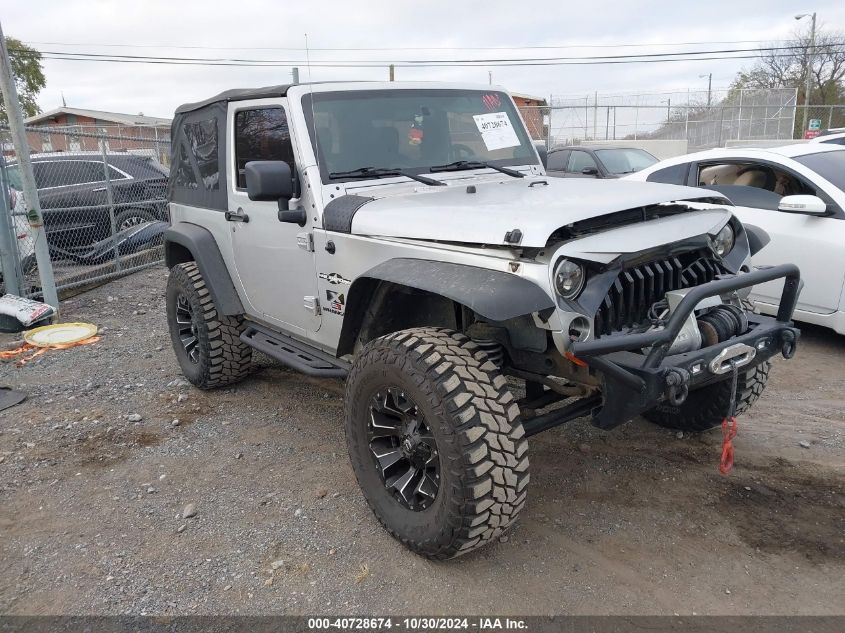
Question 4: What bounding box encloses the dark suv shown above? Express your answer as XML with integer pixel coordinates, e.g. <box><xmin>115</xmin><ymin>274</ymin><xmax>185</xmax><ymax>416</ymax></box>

<box><xmin>546</xmin><ymin>145</ymin><xmax>657</xmax><ymax>178</ymax></box>
<box><xmin>6</xmin><ymin>153</ymin><xmax>169</xmax><ymax>250</ymax></box>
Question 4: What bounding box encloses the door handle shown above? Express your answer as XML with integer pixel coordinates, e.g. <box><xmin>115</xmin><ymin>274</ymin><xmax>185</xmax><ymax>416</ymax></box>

<box><xmin>225</xmin><ymin>207</ymin><xmax>250</xmax><ymax>223</ymax></box>
<box><xmin>92</xmin><ymin>187</ymin><xmax>106</xmax><ymax>193</ymax></box>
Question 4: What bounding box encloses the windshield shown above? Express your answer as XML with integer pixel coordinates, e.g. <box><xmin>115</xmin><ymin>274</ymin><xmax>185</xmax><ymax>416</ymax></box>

<box><xmin>794</xmin><ymin>150</ymin><xmax>845</xmax><ymax>190</ymax></box>
<box><xmin>594</xmin><ymin>148</ymin><xmax>657</xmax><ymax>175</ymax></box>
<box><xmin>302</xmin><ymin>89</ymin><xmax>538</xmax><ymax>183</ymax></box>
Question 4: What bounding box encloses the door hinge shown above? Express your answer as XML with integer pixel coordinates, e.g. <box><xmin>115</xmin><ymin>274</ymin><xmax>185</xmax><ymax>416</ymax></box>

<box><xmin>297</xmin><ymin>232</ymin><xmax>314</xmax><ymax>252</ymax></box>
<box><xmin>304</xmin><ymin>296</ymin><xmax>321</xmax><ymax>315</ymax></box>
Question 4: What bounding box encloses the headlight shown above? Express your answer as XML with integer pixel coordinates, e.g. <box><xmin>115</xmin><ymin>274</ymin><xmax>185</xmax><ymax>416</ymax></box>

<box><xmin>712</xmin><ymin>224</ymin><xmax>735</xmax><ymax>257</ymax></box>
<box><xmin>554</xmin><ymin>258</ymin><xmax>586</xmax><ymax>299</ymax></box>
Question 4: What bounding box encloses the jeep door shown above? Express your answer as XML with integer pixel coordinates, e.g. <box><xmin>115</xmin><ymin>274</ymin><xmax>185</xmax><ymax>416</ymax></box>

<box><xmin>226</xmin><ymin>101</ymin><xmax>320</xmax><ymax>336</ymax></box>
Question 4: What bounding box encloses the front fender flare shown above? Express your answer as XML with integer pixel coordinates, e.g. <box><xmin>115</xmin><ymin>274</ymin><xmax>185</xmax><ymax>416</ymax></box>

<box><xmin>356</xmin><ymin>258</ymin><xmax>554</xmax><ymax>321</ymax></box>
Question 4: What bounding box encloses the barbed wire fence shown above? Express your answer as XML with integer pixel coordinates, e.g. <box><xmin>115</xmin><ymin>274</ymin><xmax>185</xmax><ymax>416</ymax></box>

<box><xmin>1</xmin><ymin>124</ymin><xmax>171</xmax><ymax>300</ymax></box>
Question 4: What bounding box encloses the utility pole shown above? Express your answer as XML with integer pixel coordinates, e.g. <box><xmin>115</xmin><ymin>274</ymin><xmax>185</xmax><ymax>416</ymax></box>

<box><xmin>0</xmin><ymin>20</ymin><xmax>59</xmax><ymax>309</ymax></box>
<box><xmin>291</xmin><ymin>67</ymin><xmax>300</xmax><ymax>84</ymax></box>
<box><xmin>796</xmin><ymin>12</ymin><xmax>817</xmax><ymax>134</ymax></box>
<box><xmin>389</xmin><ymin>64</ymin><xmax>395</xmax><ymax>82</ymax></box>
<box><xmin>699</xmin><ymin>73</ymin><xmax>713</xmax><ymax>107</ymax></box>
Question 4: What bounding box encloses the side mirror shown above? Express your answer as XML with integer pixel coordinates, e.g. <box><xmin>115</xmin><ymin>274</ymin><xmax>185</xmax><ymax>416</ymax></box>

<box><xmin>245</xmin><ymin>161</ymin><xmax>293</xmax><ymax>202</ymax></box>
<box><xmin>581</xmin><ymin>166</ymin><xmax>599</xmax><ymax>176</ymax></box>
<box><xmin>534</xmin><ymin>143</ymin><xmax>548</xmax><ymax>170</ymax></box>
<box><xmin>778</xmin><ymin>194</ymin><xmax>828</xmax><ymax>216</ymax></box>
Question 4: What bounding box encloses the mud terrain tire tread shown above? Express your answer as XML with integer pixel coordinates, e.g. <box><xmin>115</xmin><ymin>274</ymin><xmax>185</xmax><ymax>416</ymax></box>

<box><xmin>643</xmin><ymin>361</ymin><xmax>771</xmax><ymax>432</ymax></box>
<box><xmin>166</xmin><ymin>262</ymin><xmax>252</xmax><ymax>390</ymax></box>
<box><xmin>345</xmin><ymin>327</ymin><xmax>529</xmax><ymax>559</ymax></box>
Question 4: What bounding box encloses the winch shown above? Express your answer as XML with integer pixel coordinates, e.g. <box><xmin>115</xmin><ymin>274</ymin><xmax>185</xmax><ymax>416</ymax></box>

<box><xmin>645</xmin><ymin>289</ymin><xmax>750</xmax><ymax>357</ymax></box>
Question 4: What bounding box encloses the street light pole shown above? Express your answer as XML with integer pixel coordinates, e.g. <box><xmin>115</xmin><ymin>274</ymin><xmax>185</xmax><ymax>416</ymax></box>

<box><xmin>796</xmin><ymin>12</ymin><xmax>817</xmax><ymax>135</ymax></box>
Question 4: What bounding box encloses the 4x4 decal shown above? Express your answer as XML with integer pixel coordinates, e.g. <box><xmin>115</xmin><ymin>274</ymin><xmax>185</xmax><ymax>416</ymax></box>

<box><xmin>324</xmin><ymin>290</ymin><xmax>346</xmax><ymax>315</ymax></box>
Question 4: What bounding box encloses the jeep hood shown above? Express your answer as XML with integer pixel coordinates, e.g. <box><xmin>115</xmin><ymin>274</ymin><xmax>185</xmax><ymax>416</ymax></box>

<box><xmin>347</xmin><ymin>177</ymin><xmax>730</xmax><ymax>248</ymax></box>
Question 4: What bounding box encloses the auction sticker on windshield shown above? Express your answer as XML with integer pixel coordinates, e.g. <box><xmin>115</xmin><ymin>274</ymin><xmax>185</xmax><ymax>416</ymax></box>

<box><xmin>473</xmin><ymin>111</ymin><xmax>520</xmax><ymax>151</ymax></box>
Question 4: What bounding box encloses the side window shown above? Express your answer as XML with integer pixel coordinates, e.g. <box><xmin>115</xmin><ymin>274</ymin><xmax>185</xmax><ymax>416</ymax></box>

<box><xmin>647</xmin><ymin>162</ymin><xmax>689</xmax><ymax>185</ymax></box>
<box><xmin>32</xmin><ymin>162</ymin><xmax>53</xmax><ymax>188</ymax></box>
<box><xmin>234</xmin><ymin>108</ymin><xmax>294</xmax><ymax>189</ymax></box>
<box><xmin>698</xmin><ymin>162</ymin><xmax>814</xmax><ymax>197</ymax></box>
<box><xmin>177</xmin><ymin>118</ymin><xmax>219</xmax><ymax>191</ymax></box>
<box><xmin>697</xmin><ymin>161</ymin><xmax>817</xmax><ymax>211</ymax></box>
<box><xmin>546</xmin><ymin>150</ymin><xmax>568</xmax><ymax>171</ymax></box>
<box><xmin>32</xmin><ymin>161</ymin><xmax>103</xmax><ymax>187</ymax></box>
<box><xmin>57</xmin><ymin>161</ymin><xmax>104</xmax><ymax>187</ymax></box>
<box><xmin>566</xmin><ymin>150</ymin><xmax>598</xmax><ymax>173</ymax></box>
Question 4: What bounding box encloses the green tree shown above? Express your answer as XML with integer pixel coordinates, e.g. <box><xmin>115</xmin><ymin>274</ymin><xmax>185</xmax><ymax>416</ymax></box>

<box><xmin>1</xmin><ymin>38</ymin><xmax>46</xmax><ymax>122</ymax></box>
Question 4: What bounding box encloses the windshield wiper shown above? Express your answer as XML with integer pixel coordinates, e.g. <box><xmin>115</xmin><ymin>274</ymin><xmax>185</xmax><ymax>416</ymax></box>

<box><xmin>429</xmin><ymin>160</ymin><xmax>524</xmax><ymax>178</ymax></box>
<box><xmin>328</xmin><ymin>166</ymin><xmax>445</xmax><ymax>186</ymax></box>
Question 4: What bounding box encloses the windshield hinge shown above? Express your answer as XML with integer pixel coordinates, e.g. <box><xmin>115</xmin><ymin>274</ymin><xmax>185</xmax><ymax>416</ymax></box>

<box><xmin>297</xmin><ymin>232</ymin><xmax>314</xmax><ymax>252</ymax></box>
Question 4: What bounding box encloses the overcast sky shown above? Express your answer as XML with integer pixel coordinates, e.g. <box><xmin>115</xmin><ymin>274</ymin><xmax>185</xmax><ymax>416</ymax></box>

<box><xmin>4</xmin><ymin>0</ymin><xmax>844</xmax><ymax>120</ymax></box>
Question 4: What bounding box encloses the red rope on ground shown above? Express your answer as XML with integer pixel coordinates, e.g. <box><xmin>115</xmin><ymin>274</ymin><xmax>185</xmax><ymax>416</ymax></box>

<box><xmin>719</xmin><ymin>416</ymin><xmax>738</xmax><ymax>475</ymax></box>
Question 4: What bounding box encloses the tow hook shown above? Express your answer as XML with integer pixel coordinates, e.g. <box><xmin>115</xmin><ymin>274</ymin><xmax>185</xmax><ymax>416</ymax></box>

<box><xmin>664</xmin><ymin>367</ymin><xmax>691</xmax><ymax>406</ymax></box>
<box><xmin>780</xmin><ymin>329</ymin><xmax>797</xmax><ymax>359</ymax></box>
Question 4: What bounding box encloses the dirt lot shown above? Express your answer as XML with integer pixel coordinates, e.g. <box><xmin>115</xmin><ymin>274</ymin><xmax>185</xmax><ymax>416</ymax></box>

<box><xmin>1</xmin><ymin>267</ymin><xmax>843</xmax><ymax>615</ymax></box>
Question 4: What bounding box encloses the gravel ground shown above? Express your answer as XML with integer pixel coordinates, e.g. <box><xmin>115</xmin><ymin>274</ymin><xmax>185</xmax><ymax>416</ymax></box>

<box><xmin>1</xmin><ymin>267</ymin><xmax>843</xmax><ymax>615</ymax></box>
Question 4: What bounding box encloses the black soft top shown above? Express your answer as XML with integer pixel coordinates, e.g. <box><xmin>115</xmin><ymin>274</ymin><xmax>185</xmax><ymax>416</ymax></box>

<box><xmin>174</xmin><ymin>84</ymin><xmax>293</xmax><ymax>114</ymax></box>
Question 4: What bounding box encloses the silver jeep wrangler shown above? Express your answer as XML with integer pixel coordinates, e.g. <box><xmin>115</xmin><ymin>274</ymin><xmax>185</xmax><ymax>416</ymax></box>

<box><xmin>163</xmin><ymin>82</ymin><xmax>801</xmax><ymax>559</ymax></box>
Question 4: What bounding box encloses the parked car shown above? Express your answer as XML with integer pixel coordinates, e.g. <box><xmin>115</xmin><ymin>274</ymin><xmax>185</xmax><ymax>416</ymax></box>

<box><xmin>0</xmin><ymin>186</ymin><xmax>35</xmax><ymax>290</ymax></box>
<box><xmin>545</xmin><ymin>145</ymin><xmax>658</xmax><ymax>178</ymax></box>
<box><xmin>627</xmin><ymin>144</ymin><xmax>845</xmax><ymax>334</ymax></box>
<box><xmin>5</xmin><ymin>152</ymin><xmax>169</xmax><ymax>251</ymax></box>
<box><xmin>163</xmin><ymin>81</ymin><xmax>801</xmax><ymax>559</ymax></box>
<box><xmin>810</xmin><ymin>129</ymin><xmax>845</xmax><ymax>145</ymax></box>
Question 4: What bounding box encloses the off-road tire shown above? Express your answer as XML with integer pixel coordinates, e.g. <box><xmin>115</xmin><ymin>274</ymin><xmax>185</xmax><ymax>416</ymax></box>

<box><xmin>643</xmin><ymin>361</ymin><xmax>771</xmax><ymax>432</ymax></box>
<box><xmin>345</xmin><ymin>327</ymin><xmax>529</xmax><ymax>559</ymax></box>
<box><xmin>166</xmin><ymin>262</ymin><xmax>252</xmax><ymax>389</ymax></box>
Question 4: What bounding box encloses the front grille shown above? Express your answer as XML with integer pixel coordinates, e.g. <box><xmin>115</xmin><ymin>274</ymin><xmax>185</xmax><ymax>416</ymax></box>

<box><xmin>594</xmin><ymin>253</ymin><xmax>726</xmax><ymax>337</ymax></box>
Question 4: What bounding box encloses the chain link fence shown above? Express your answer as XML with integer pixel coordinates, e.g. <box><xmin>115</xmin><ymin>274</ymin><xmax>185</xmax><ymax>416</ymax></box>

<box><xmin>0</xmin><ymin>125</ymin><xmax>170</xmax><ymax>299</ymax></box>
<box><xmin>516</xmin><ymin>88</ymin><xmax>845</xmax><ymax>151</ymax></box>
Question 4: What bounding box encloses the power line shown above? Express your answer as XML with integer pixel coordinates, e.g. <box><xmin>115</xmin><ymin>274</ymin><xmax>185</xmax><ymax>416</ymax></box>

<box><xmin>10</xmin><ymin>44</ymin><xmax>839</xmax><ymax>68</ymax></box>
<box><xmin>22</xmin><ymin>38</ymin><xmax>799</xmax><ymax>52</ymax></box>
<box><xmin>26</xmin><ymin>53</ymin><xmax>833</xmax><ymax>69</ymax></box>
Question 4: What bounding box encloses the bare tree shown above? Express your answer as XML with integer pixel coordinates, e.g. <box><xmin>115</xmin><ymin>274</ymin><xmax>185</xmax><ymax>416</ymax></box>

<box><xmin>731</xmin><ymin>27</ymin><xmax>845</xmax><ymax>106</ymax></box>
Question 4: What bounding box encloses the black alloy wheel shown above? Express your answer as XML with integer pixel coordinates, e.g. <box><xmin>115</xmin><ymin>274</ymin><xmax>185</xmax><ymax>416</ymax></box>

<box><xmin>175</xmin><ymin>293</ymin><xmax>199</xmax><ymax>363</ymax></box>
<box><xmin>367</xmin><ymin>387</ymin><xmax>440</xmax><ymax>511</ymax></box>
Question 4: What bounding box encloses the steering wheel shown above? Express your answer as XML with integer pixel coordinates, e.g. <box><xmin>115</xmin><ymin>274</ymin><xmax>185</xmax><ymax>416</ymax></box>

<box><xmin>449</xmin><ymin>144</ymin><xmax>475</xmax><ymax>161</ymax></box>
